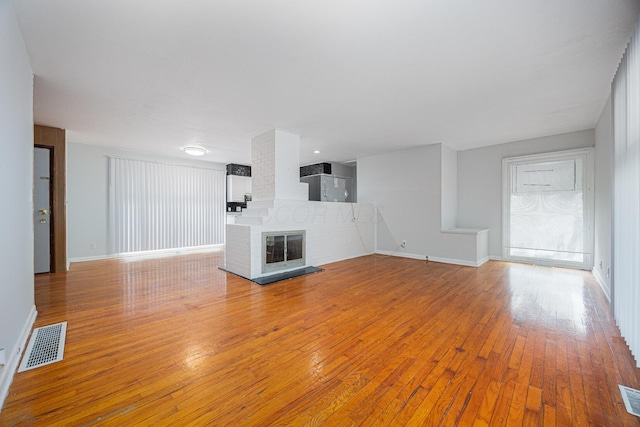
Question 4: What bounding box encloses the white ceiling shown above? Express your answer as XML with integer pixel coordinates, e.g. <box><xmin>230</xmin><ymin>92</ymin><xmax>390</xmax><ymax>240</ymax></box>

<box><xmin>13</xmin><ymin>0</ymin><xmax>640</xmax><ymax>165</ymax></box>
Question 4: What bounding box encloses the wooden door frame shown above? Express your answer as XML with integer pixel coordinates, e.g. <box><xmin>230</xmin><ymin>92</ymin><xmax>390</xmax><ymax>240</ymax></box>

<box><xmin>34</xmin><ymin>125</ymin><xmax>67</xmax><ymax>272</ymax></box>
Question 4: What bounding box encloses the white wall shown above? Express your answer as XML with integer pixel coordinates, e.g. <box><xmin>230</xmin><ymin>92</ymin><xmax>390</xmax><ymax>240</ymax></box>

<box><xmin>67</xmin><ymin>142</ymin><xmax>226</xmax><ymax>260</ymax></box>
<box><xmin>358</xmin><ymin>144</ymin><xmax>442</xmax><ymax>257</ymax></box>
<box><xmin>441</xmin><ymin>145</ymin><xmax>458</xmax><ymax>230</ymax></box>
<box><xmin>457</xmin><ymin>129</ymin><xmax>595</xmax><ymax>257</ymax></box>
<box><xmin>358</xmin><ymin>143</ymin><xmax>487</xmax><ymax>266</ymax></box>
<box><xmin>0</xmin><ymin>1</ymin><xmax>36</xmax><ymax>408</ymax></box>
<box><xmin>593</xmin><ymin>96</ymin><xmax>613</xmax><ymax>299</ymax></box>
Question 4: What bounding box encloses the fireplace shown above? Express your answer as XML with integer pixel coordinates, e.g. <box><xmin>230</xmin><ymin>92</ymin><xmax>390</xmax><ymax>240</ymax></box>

<box><xmin>262</xmin><ymin>230</ymin><xmax>305</xmax><ymax>273</ymax></box>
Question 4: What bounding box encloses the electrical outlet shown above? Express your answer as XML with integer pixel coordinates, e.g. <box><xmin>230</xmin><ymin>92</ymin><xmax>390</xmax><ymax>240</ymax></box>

<box><xmin>599</xmin><ymin>261</ymin><xmax>603</xmax><ymax>269</ymax></box>
<box><xmin>401</xmin><ymin>240</ymin><xmax>406</xmax><ymax>248</ymax></box>
<box><xmin>90</xmin><ymin>243</ymin><xmax>97</xmax><ymax>249</ymax></box>
<box><xmin>0</xmin><ymin>348</ymin><xmax>6</xmax><ymax>367</ymax></box>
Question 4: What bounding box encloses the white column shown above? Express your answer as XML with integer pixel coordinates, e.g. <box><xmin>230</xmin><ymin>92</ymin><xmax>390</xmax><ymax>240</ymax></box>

<box><xmin>251</xmin><ymin>129</ymin><xmax>308</xmax><ymax>201</ymax></box>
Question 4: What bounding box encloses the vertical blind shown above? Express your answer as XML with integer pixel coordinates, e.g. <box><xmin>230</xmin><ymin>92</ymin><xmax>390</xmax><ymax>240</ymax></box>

<box><xmin>612</xmin><ymin>17</ymin><xmax>640</xmax><ymax>367</ymax></box>
<box><xmin>109</xmin><ymin>157</ymin><xmax>225</xmax><ymax>254</ymax></box>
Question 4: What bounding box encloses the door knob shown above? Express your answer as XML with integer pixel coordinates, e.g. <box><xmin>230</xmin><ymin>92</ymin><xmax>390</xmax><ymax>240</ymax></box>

<box><xmin>40</xmin><ymin>219</ymin><xmax>47</xmax><ymax>224</ymax></box>
<box><xmin>38</xmin><ymin>209</ymin><xmax>48</xmax><ymax>215</ymax></box>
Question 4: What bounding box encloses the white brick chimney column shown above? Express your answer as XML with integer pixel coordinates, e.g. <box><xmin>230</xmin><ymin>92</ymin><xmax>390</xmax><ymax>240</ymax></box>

<box><xmin>251</xmin><ymin>129</ymin><xmax>308</xmax><ymax>201</ymax></box>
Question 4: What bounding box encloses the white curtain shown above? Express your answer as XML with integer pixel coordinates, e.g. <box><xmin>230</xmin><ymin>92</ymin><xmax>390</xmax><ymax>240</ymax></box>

<box><xmin>108</xmin><ymin>157</ymin><xmax>225</xmax><ymax>254</ymax></box>
<box><xmin>612</xmin><ymin>18</ymin><xmax>640</xmax><ymax>366</ymax></box>
<box><xmin>502</xmin><ymin>149</ymin><xmax>593</xmax><ymax>270</ymax></box>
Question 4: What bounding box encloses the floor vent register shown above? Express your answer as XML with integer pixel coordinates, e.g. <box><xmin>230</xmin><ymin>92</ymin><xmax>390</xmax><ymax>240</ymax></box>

<box><xmin>18</xmin><ymin>322</ymin><xmax>67</xmax><ymax>372</ymax></box>
<box><xmin>619</xmin><ymin>385</ymin><xmax>640</xmax><ymax>418</ymax></box>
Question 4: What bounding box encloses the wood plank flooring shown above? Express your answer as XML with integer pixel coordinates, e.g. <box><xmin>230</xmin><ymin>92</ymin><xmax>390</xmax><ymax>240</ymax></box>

<box><xmin>1</xmin><ymin>253</ymin><xmax>639</xmax><ymax>425</ymax></box>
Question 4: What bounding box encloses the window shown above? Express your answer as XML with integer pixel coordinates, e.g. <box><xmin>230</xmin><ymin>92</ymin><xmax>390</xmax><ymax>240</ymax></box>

<box><xmin>502</xmin><ymin>148</ymin><xmax>594</xmax><ymax>269</ymax></box>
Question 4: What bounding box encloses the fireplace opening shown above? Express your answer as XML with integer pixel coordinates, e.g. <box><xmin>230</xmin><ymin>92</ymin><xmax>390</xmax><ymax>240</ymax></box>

<box><xmin>263</xmin><ymin>230</ymin><xmax>305</xmax><ymax>273</ymax></box>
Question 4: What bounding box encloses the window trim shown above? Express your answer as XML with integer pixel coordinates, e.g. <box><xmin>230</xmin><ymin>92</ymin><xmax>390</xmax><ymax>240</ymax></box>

<box><xmin>502</xmin><ymin>147</ymin><xmax>594</xmax><ymax>270</ymax></box>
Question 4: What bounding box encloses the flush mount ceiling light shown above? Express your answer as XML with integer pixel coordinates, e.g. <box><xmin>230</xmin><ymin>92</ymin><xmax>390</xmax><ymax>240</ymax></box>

<box><xmin>182</xmin><ymin>146</ymin><xmax>207</xmax><ymax>156</ymax></box>
<box><xmin>313</xmin><ymin>150</ymin><xmax>321</xmax><ymax>154</ymax></box>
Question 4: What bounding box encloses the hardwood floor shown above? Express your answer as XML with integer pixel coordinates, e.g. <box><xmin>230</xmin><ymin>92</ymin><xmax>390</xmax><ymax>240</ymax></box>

<box><xmin>1</xmin><ymin>253</ymin><xmax>639</xmax><ymax>426</ymax></box>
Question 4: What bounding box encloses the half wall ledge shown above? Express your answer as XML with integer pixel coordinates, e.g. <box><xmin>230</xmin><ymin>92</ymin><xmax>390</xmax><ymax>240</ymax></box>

<box><xmin>437</xmin><ymin>228</ymin><xmax>489</xmax><ymax>267</ymax></box>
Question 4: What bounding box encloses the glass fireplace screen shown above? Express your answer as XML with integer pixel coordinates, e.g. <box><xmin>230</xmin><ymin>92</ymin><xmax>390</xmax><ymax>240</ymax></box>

<box><xmin>262</xmin><ymin>230</ymin><xmax>305</xmax><ymax>273</ymax></box>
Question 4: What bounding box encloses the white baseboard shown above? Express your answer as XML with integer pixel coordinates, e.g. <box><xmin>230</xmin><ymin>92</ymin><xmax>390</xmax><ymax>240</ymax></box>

<box><xmin>68</xmin><ymin>254</ymin><xmax>119</xmax><ymax>263</ymax></box>
<box><xmin>0</xmin><ymin>305</ymin><xmax>37</xmax><ymax>412</ymax></box>
<box><xmin>476</xmin><ymin>256</ymin><xmax>490</xmax><ymax>267</ymax></box>
<box><xmin>376</xmin><ymin>251</ymin><xmax>489</xmax><ymax>267</ymax></box>
<box><xmin>375</xmin><ymin>250</ymin><xmax>427</xmax><ymax>261</ymax></box>
<box><xmin>429</xmin><ymin>256</ymin><xmax>489</xmax><ymax>268</ymax></box>
<box><xmin>68</xmin><ymin>244</ymin><xmax>226</xmax><ymax>264</ymax></box>
<box><xmin>317</xmin><ymin>251</ymin><xmax>376</xmax><ymax>268</ymax></box>
<box><xmin>592</xmin><ymin>268</ymin><xmax>611</xmax><ymax>302</ymax></box>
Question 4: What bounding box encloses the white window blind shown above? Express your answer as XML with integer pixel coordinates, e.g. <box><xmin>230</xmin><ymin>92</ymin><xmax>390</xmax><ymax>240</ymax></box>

<box><xmin>612</xmin><ymin>17</ymin><xmax>640</xmax><ymax>367</ymax></box>
<box><xmin>108</xmin><ymin>157</ymin><xmax>225</xmax><ymax>254</ymax></box>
